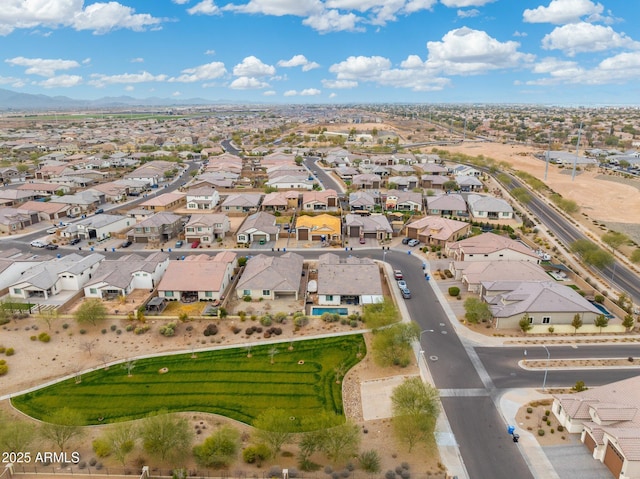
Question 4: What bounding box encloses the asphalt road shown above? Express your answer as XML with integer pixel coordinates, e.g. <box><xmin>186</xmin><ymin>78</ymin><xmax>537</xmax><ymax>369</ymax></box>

<box><xmin>302</xmin><ymin>157</ymin><xmax>343</xmax><ymax>193</ymax></box>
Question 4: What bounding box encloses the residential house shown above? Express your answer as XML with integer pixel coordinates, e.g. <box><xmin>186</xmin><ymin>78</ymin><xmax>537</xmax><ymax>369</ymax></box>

<box><xmin>421</xmin><ymin>175</ymin><xmax>450</xmax><ymax>190</ymax></box>
<box><xmin>384</xmin><ymin>190</ymin><xmax>423</xmax><ymax>212</ymax></box>
<box><xmin>18</xmin><ymin>201</ymin><xmax>70</xmax><ymax>222</ymax></box>
<box><xmin>124</xmin><ymin>160</ymin><xmax>177</xmax><ymax>186</ymax></box>
<box><xmin>0</xmin><ymin>189</ymin><xmax>35</xmax><ymax>206</ymax></box>
<box><xmin>455</xmin><ymin>176</ymin><xmax>483</xmax><ymax>192</ymax></box>
<box><xmin>185</xmin><ymin>213</ymin><xmax>231</xmax><ymax>244</ymax></box>
<box><xmin>191</xmin><ymin>172</ymin><xmax>238</xmax><ymax>189</ymax></box>
<box><xmin>139</xmin><ymin>192</ymin><xmax>186</xmax><ymax>211</ymax></box>
<box><xmin>0</xmin><ymin>167</ymin><xmax>24</xmax><ymax>184</ymax></box>
<box><xmin>316</xmin><ymin>253</ymin><xmax>383</xmax><ymax>306</ymax></box>
<box><xmin>0</xmin><ymin>249</ymin><xmax>55</xmax><ymax>290</ymax></box>
<box><xmin>344</xmin><ymin>214</ymin><xmax>393</xmax><ymax>240</ymax></box>
<box><xmin>158</xmin><ymin>252</ymin><xmax>236</xmax><ymax>302</ymax></box>
<box><xmin>387</xmin><ymin>164</ymin><xmax>416</xmax><ymax>176</ymax></box>
<box><xmin>85</xmin><ymin>182</ymin><xmax>130</xmax><ymax>203</ymax></box>
<box><xmin>420</xmin><ymin>163</ymin><xmax>448</xmax><ymax>176</ymax></box>
<box><xmin>335</xmin><ymin>166</ymin><xmax>360</xmax><ymax>180</ymax></box>
<box><xmin>35</xmin><ymin>164</ymin><xmax>74</xmax><ymax>180</ymax></box>
<box><xmin>84</xmin><ymin>252</ymin><xmax>170</xmax><ymax>299</ymax></box>
<box><xmin>552</xmin><ymin>376</ymin><xmax>640</xmax><ymax>479</ymax></box>
<box><xmin>482</xmin><ymin>280</ymin><xmax>602</xmax><ymax>329</ymax></box>
<box><xmin>64</xmin><ymin>214</ymin><xmax>133</xmax><ymax>241</ymax></box>
<box><xmin>426</xmin><ymin>194</ymin><xmax>468</xmax><ymax>217</ymax></box>
<box><xmin>450</xmin><ymin>260</ymin><xmax>551</xmax><ymax>293</ymax></box>
<box><xmin>387</xmin><ymin>175</ymin><xmax>419</xmax><ymax>190</ymax></box>
<box><xmin>220</xmin><ymin>193</ymin><xmax>262</xmax><ymax>213</ymax></box>
<box><xmin>349</xmin><ymin>191</ymin><xmax>377</xmax><ymax>212</ymax></box>
<box><xmin>266</xmin><ymin>174</ymin><xmax>314</xmax><ymax>190</ymax></box>
<box><xmin>236</xmin><ymin>252</ymin><xmax>303</xmax><ymax>300</ymax></box>
<box><xmin>296</xmin><ymin>214</ymin><xmax>341</xmax><ymax>243</ymax></box>
<box><xmin>127</xmin><ymin>212</ymin><xmax>185</xmax><ymax>244</ymax></box>
<box><xmin>18</xmin><ymin>182</ymin><xmax>70</xmax><ymax>198</ymax></box>
<box><xmin>352</xmin><ymin>173</ymin><xmax>382</xmax><ymax>190</ymax></box>
<box><xmin>302</xmin><ymin>189</ymin><xmax>339</xmax><ymax>212</ymax></box>
<box><xmin>405</xmin><ymin>216</ymin><xmax>470</xmax><ymax>246</ymax></box>
<box><xmin>446</xmin><ymin>232</ymin><xmax>539</xmax><ymax>262</ymax></box>
<box><xmin>0</xmin><ymin>207</ymin><xmax>38</xmax><ymax>233</ymax></box>
<box><xmin>262</xmin><ymin>191</ymin><xmax>299</xmax><ymax>212</ymax></box>
<box><xmin>451</xmin><ymin>165</ymin><xmax>481</xmax><ymax>177</ymax></box>
<box><xmin>237</xmin><ymin>212</ymin><xmax>279</xmax><ymax>245</ymax></box>
<box><xmin>9</xmin><ymin>253</ymin><xmax>104</xmax><ymax>300</ymax></box>
<box><xmin>49</xmin><ymin>190</ymin><xmax>104</xmax><ymax>217</ymax></box>
<box><xmin>467</xmin><ymin>194</ymin><xmax>514</xmax><ymax>220</ymax></box>
<box><xmin>185</xmin><ymin>186</ymin><xmax>220</xmax><ymax>210</ymax></box>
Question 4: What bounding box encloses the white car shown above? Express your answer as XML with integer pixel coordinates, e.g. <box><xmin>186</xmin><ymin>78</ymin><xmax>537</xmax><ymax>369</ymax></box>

<box><xmin>30</xmin><ymin>240</ymin><xmax>47</xmax><ymax>248</ymax></box>
<box><xmin>397</xmin><ymin>280</ymin><xmax>407</xmax><ymax>289</ymax></box>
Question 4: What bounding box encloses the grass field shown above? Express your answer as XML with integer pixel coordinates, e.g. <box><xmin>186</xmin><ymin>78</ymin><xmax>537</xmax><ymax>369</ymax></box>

<box><xmin>11</xmin><ymin>335</ymin><xmax>365</xmax><ymax>427</ymax></box>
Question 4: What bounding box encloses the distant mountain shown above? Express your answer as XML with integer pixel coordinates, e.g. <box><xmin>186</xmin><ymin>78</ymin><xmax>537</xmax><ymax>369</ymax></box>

<box><xmin>0</xmin><ymin>88</ymin><xmax>228</xmax><ymax>110</ymax></box>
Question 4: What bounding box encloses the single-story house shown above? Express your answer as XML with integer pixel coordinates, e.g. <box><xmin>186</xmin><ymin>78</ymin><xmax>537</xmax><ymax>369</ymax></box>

<box><xmin>63</xmin><ymin>214</ymin><xmax>133</xmax><ymax>241</ymax></box>
<box><xmin>467</xmin><ymin>194</ymin><xmax>514</xmax><ymax>220</ymax></box>
<box><xmin>446</xmin><ymin>232</ymin><xmax>539</xmax><ymax>262</ymax></box>
<box><xmin>236</xmin><ymin>252</ymin><xmax>303</xmax><ymax>300</ymax></box>
<box><xmin>344</xmin><ymin>213</ymin><xmax>393</xmax><ymax>240</ymax></box>
<box><xmin>426</xmin><ymin>194</ymin><xmax>467</xmax><ymax>217</ymax></box>
<box><xmin>316</xmin><ymin>253</ymin><xmax>383</xmax><ymax>306</ymax></box>
<box><xmin>237</xmin><ymin>212</ymin><xmax>279</xmax><ymax>245</ymax></box>
<box><xmin>450</xmin><ymin>260</ymin><xmax>551</xmax><ymax>293</ymax></box>
<box><xmin>405</xmin><ymin>216</ymin><xmax>471</xmax><ymax>246</ymax></box>
<box><xmin>221</xmin><ymin>193</ymin><xmax>262</xmax><ymax>213</ymax></box>
<box><xmin>296</xmin><ymin>214</ymin><xmax>341</xmax><ymax>243</ymax></box>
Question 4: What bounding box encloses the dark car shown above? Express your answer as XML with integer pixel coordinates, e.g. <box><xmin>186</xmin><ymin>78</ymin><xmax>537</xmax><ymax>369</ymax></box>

<box><xmin>401</xmin><ymin>237</ymin><xmax>411</xmax><ymax>245</ymax></box>
<box><xmin>69</xmin><ymin>238</ymin><xmax>81</xmax><ymax>245</ymax></box>
<box><xmin>95</xmin><ymin>208</ymin><xmax>104</xmax><ymax>214</ymax></box>
<box><xmin>45</xmin><ymin>243</ymin><xmax>59</xmax><ymax>250</ymax></box>
<box><xmin>120</xmin><ymin>240</ymin><xmax>132</xmax><ymax>248</ymax></box>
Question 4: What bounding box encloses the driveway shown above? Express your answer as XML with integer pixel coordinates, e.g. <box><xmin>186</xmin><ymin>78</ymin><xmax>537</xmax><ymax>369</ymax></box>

<box><xmin>543</xmin><ymin>445</ymin><xmax>612</xmax><ymax>479</ymax></box>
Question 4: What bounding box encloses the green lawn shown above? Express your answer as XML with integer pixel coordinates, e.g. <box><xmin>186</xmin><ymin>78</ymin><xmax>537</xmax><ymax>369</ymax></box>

<box><xmin>11</xmin><ymin>335</ymin><xmax>365</xmax><ymax>427</ymax></box>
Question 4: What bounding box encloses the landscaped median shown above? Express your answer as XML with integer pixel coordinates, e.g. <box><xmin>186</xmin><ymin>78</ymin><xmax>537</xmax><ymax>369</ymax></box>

<box><xmin>11</xmin><ymin>335</ymin><xmax>365</xmax><ymax>427</ymax></box>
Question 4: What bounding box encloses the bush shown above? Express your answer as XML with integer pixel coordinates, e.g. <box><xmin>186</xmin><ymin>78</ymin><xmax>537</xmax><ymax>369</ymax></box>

<box><xmin>594</xmin><ymin>294</ymin><xmax>605</xmax><ymax>304</ymax></box>
<box><xmin>0</xmin><ymin>361</ymin><xmax>8</xmax><ymax>376</ymax></box>
<box><xmin>38</xmin><ymin>332</ymin><xmax>51</xmax><ymax>342</ymax></box>
<box><xmin>557</xmin><ymin>425</ymin><xmax>564</xmax><ymax>432</ymax></box>
<box><xmin>448</xmin><ymin>286</ymin><xmax>460</xmax><ymax>297</ymax></box>
<box><xmin>260</xmin><ymin>315</ymin><xmax>272</xmax><ymax>326</ymax></box>
<box><xmin>538</xmin><ymin>429</ymin><xmax>545</xmax><ymax>436</ymax></box>
<box><xmin>274</xmin><ymin>312</ymin><xmax>287</xmax><ymax>323</ymax></box>
<box><xmin>101</xmin><ymin>329</ymin><xmax>107</xmax><ymax>334</ymax></box>
<box><xmin>203</xmin><ymin>324</ymin><xmax>218</xmax><ymax>336</ymax></box>
<box><xmin>242</xmin><ymin>443</ymin><xmax>271</xmax><ymax>465</ymax></box>
<box><xmin>526</xmin><ymin>407</ymin><xmax>533</xmax><ymax>413</ymax></box>
<box><xmin>243</xmin><ymin>295</ymin><xmax>252</xmax><ymax>302</ymax></box>
<box><xmin>385</xmin><ymin>470</ymin><xmax>396</xmax><ymax>479</ymax></box>
<box><xmin>79</xmin><ymin>329</ymin><xmax>86</xmax><ymax>335</ymax></box>
<box><xmin>0</xmin><ymin>347</ymin><xmax>4</xmax><ymax>354</ymax></box>
<box><xmin>294</xmin><ymin>315</ymin><xmax>309</xmax><ymax>328</ymax></box>
<box><xmin>92</xmin><ymin>438</ymin><xmax>112</xmax><ymax>457</ymax></box>
<box><xmin>5</xmin><ymin>347</ymin><xmax>14</xmax><ymax>356</ymax></box>
<box><xmin>160</xmin><ymin>323</ymin><xmax>176</xmax><ymax>337</ymax></box>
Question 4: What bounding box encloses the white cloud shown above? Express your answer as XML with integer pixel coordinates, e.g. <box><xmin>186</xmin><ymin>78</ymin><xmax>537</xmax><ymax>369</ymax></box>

<box><xmin>223</xmin><ymin>0</ymin><xmax>322</xmax><ymax>17</ymax></box>
<box><xmin>88</xmin><ymin>71</ymin><xmax>168</xmax><ymax>87</ymax></box>
<box><xmin>322</xmin><ymin>79</ymin><xmax>358</xmax><ymax>88</ymax></box>
<box><xmin>300</xmin><ymin>88</ymin><xmax>321</xmax><ymax>95</ymax></box>
<box><xmin>542</xmin><ymin>23</ymin><xmax>640</xmax><ymax>56</ymax></box>
<box><xmin>172</xmin><ymin>91</ymin><xmax>182</xmax><ymax>96</ymax></box>
<box><xmin>329</xmin><ymin>55</ymin><xmax>392</xmax><ymax>79</ymax></box>
<box><xmin>263</xmin><ymin>90</ymin><xmax>276</xmax><ymax>96</ymax></box>
<box><xmin>187</xmin><ymin>0</ymin><xmax>221</xmax><ymax>15</ymax></box>
<box><xmin>5</xmin><ymin>57</ymin><xmax>80</xmax><ymax>77</ymax></box>
<box><xmin>204</xmin><ymin>49</ymin><xmax>216</xmax><ymax>55</ymax></box>
<box><xmin>170</xmin><ymin>61</ymin><xmax>227</xmax><ymax>82</ymax></box>
<box><xmin>124</xmin><ymin>85</ymin><xmax>134</xmax><ymax>91</ymax></box>
<box><xmin>513</xmin><ymin>31</ymin><xmax>527</xmax><ymax>37</ymax></box>
<box><xmin>229</xmin><ymin>76</ymin><xmax>270</xmax><ymax>89</ymax></box>
<box><xmin>425</xmin><ymin>27</ymin><xmax>535</xmax><ymax>75</ymax></box>
<box><xmin>37</xmin><ymin>74</ymin><xmax>83</xmax><ymax>88</ymax></box>
<box><xmin>172</xmin><ymin>0</ymin><xmax>190</xmax><ymax>4</ymax></box>
<box><xmin>302</xmin><ymin>9</ymin><xmax>362</xmax><ymax>33</ymax></box>
<box><xmin>278</xmin><ymin>54</ymin><xmax>320</xmax><ymax>71</ymax></box>
<box><xmin>329</xmin><ymin>92</ymin><xmax>337</xmax><ymax>98</ymax></box>
<box><xmin>233</xmin><ymin>56</ymin><xmax>275</xmax><ymax>77</ymax></box>
<box><xmin>283</xmin><ymin>90</ymin><xmax>297</xmax><ymax>96</ymax></box>
<box><xmin>440</xmin><ymin>0</ymin><xmax>495</xmax><ymax>6</ymax></box>
<box><xmin>523</xmin><ymin>0</ymin><xmax>604</xmax><ymax>25</ymax></box>
<box><xmin>131</xmin><ymin>57</ymin><xmax>144</xmax><ymax>63</ymax></box>
<box><xmin>71</xmin><ymin>2</ymin><xmax>162</xmax><ymax>34</ymax></box>
<box><xmin>0</xmin><ymin>75</ymin><xmax>25</xmax><ymax>87</ymax></box>
<box><xmin>457</xmin><ymin>9</ymin><xmax>479</xmax><ymax>18</ymax></box>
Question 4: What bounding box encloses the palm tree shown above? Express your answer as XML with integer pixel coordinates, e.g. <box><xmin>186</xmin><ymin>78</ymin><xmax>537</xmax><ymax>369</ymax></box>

<box><xmin>268</xmin><ymin>347</ymin><xmax>279</xmax><ymax>364</ymax></box>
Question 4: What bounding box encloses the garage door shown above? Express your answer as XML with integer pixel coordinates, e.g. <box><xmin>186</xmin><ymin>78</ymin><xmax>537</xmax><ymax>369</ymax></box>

<box><xmin>583</xmin><ymin>432</ymin><xmax>596</xmax><ymax>454</ymax></box>
<box><xmin>298</xmin><ymin>228</ymin><xmax>308</xmax><ymax>240</ymax></box>
<box><xmin>349</xmin><ymin>226</ymin><xmax>360</xmax><ymax>237</ymax></box>
<box><xmin>603</xmin><ymin>442</ymin><xmax>624</xmax><ymax>478</ymax></box>
<box><xmin>253</xmin><ymin>234</ymin><xmax>266</xmax><ymax>242</ymax></box>
<box><xmin>364</xmin><ymin>232</ymin><xmax>376</xmax><ymax>238</ymax></box>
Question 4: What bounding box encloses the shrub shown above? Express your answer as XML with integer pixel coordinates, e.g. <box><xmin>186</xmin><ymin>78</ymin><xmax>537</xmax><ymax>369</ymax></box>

<box><xmin>385</xmin><ymin>470</ymin><xmax>396</xmax><ymax>479</ymax></box>
<box><xmin>274</xmin><ymin>312</ymin><xmax>287</xmax><ymax>323</ymax></box>
<box><xmin>260</xmin><ymin>315</ymin><xmax>272</xmax><ymax>327</ymax></box>
<box><xmin>243</xmin><ymin>295</ymin><xmax>252</xmax><ymax>302</ymax></box>
<box><xmin>538</xmin><ymin>429</ymin><xmax>545</xmax><ymax>436</ymax></box>
<box><xmin>92</xmin><ymin>438</ymin><xmax>112</xmax><ymax>457</ymax></box>
<box><xmin>5</xmin><ymin>348</ymin><xmax>14</xmax><ymax>356</ymax></box>
<box><xmin>294</xmin><ymin>315</ymin><xmax>309</xmax><ymax>328</ymax></box>
<box><xmin>38</xmin><ymin>332</ymin><xmax>51</xmax><ymax>342</ymax></box>
<box><xmin>203</xmin><ymin>324</ymin><xmax>218</xmax><ymax>336</ymax></box>
<box><xmin>101</xmin><ymin>329</ymin><xmax>107</xmax><ymax>334</ymax></box>
<box><xmin>557</xmin><ymin>425</ymin><xmax>564</xmax><ymax>432</ymax></box>
<box><xmin>126</xmin><ymin>324</ymin><xmax>134</xmax><ymax>332</ymax></box>
<box><xmin>594</xmin><ymin>294</ymin><xmax>605</xmax><ymax>304</ymax></box>
<box><xmin>548</xmin><ymin>326</ymin><xmax>555</xmax><ymax>333</ymax></box>
<box><xmin>110</xmin><ymin>325</ymin><xmax>117</xmax><ymax>331</ymax></box>
<box><xmin>242</xmin><ymin>444</ymin><xmax>271</xmax><ymax>465</ymax></box>
<box><xmin>545</xmin><ymin>410</ymin><xmax>551</xmax><ymax>416</ymax></box>
<box><xmin>160</xmin><ymin>323</ymin><xmax>176</xmax><ymax>337</ymax></box>
<box><xmin>30</xmin><ymin>336</ymin><xmax>36</xmax><ymax>341</ymax></box>
<box><xmin>526</xmin><ymin>407</ymin><xmax>533</xmax><ymax>414</ymax></box>
<box><xmin>178</xmin><ymin>313</ymin><xmax>189</xmax><ymax>322</ymax></box>
<box><xmin>79</xmin><ymin>329</ymin><xmax>86</xmax><ymax>335</ymax></box>
<box><xmin>0</xmin><ymin>361</ymin><xmax>8</xmax><ymax>376</ymax></box>
<box><xmin>448</xmin><ymin>286</ymin><xmax>460</xmax><ymax>297</ymax></box>
<box><xmin>0</xmin><ymin>347</ymin><xmax>4</xmax><ymax>354</ymax></box>
<box><xmin>550</xmin><ymin>429</ymin><xmax>555</xmax><ymax>434</ymax></box>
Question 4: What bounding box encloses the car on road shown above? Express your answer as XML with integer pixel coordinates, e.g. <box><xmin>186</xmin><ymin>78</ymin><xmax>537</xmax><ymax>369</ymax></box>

<box><xmin>69</xmin><ymin>238</ymin><xmax>81</xmax><ymax>245</ymax></box>
<box><xmin>400</xmin><ymin>287</ymin><xmax>411</xmax><ymax>299</ymax></box>
<box><xmin>401</xmin><ymin>237</ymin><xmax>411</xmax><ymax>245</ymax></box>
<box><xmin>45</xmin><ymin>244</ymin><xmax>59</xmax><ymax>250</ymax></box>
<box><xmin>120</xmin><ymin>240</ymin><xmax>132</xmax><ymax>248</ymax></box>
<box><xmin>30</xmin><ymin>240</ymin><xmax>47</xmax><ymax>248</ymax></box>
<box><xmin>94</xmin><ymin>208</ymin><xmax>104</xmax><ymax>214</ymax></box>
<box><xmin>397</xmin><ymin>280</ymin><xmax>407</xmax><ymax>289</ymax></box>
<box><xmin>393</xmin><ymin>270</ymin><xmax>403</xmax><ymax>280</ymax></box>
<box><xmin>408</xmin><ymin>239</ymin><xmax>420</xmax><ymax>247</ymax></box>
<box><xmin>175</xmin><ymin>240</ymin><xmax>184</xmax><ymax>248</ymax></box>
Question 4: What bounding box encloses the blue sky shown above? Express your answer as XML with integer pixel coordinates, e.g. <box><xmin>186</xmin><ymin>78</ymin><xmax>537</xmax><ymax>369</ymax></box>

<box><xmin>1</xmin><ymin>0</ymin><xmax>639</xmax><ymax>105</ymax></box>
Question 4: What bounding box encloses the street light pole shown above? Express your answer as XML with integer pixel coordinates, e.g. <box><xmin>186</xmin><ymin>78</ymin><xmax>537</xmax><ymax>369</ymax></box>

<box><xmin>419</xmin><ymin>329</ymin><xmax>434</xmax><ymax>354</ymax></box>
<box><xmin>542</xmin><ymin>345</ymin><xmax>550</xmax><ymax>392</ymax></box>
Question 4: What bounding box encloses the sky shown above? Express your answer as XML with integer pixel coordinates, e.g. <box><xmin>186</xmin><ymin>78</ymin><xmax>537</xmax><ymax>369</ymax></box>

<box><xmin>1</xmin><ymin>0</ymin><xmax>639</xmax><ymax>105</ymax></box>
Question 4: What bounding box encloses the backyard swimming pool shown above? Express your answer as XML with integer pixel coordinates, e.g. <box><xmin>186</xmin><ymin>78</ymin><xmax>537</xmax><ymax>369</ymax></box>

<box><xmin>589</xmin><ymin>301</ymin><xmax>614</xmax><ymax>319</ymax></box>
<box><xmin>311</xmin><ymin>307</ymin><xmax>349</xmax><ymax>316</ymax></box>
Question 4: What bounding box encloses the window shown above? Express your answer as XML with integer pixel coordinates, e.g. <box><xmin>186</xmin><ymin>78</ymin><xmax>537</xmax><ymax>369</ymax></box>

<box><xmin>13</xmin><ymin>288</ymin><xmax>21</xmax><ymax>294</ymax></box>
<box><xmin>528</xmin><ymin>316</ymin><xmax>534</xmax><ymax>324</ymax></box>
<box><xmin>165</xmin><ymin>291</ymin><xmax>174</xmax><ymax>297</ymax></box>
<box><xmin>262</xmin><ymin>290</ymin><xmax>270</xmax><ymax>296</ymax></box>
<box><xmin>542</xmin><ymin>317</ymin><xmax>550</xmax><ymax>324</ymax></box>
<box><xmin>243</xmin><ymin>290</ymin><xmax>251</xmax><ymax>296</ymax></box>
<box><xmin>326</xmin><ymin>295</ymin><xmax>333</xmax><ymax>301</ymax></box>
<box><xmin>89</xmin><ymin>288</ymin><xmax>97</xmax><ymax>294</ymax></box>
<box><xmin>205</xmin><ymin>291</ymin><xmax>213</xmax><ymax>297</ymax></box>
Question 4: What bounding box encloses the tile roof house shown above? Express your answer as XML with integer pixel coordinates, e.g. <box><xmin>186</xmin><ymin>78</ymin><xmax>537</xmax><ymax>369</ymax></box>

<box><xmin>455</xmin><ymin>176</ymin><xmax>483</xmax><ymax>192</ymax></box>
<box><xmin>0</xmin><ymin>188</ymin><xmax>35</xmax><ymax>206</ymax></box>
<box><xmin>18</xmin><ymin>200</ymin><xmax>70</xmax><ymax>221</ymax></box>
<box><xmin>316</xmin><ymin>253</ymin><xmax>383</xmax><ymax>306</ymax></box>
<box><xmin>450</xmin><ymin>260</ymin><xmax>551</xmax><ymax>293</ymax></box>
<box><xmin>237</xmin><ymin>212</ymin><xmax>279</xmax><ymax>245</ymax></box>
<box><xmin>63</xmin><ymin>214</ymin><xmax>134</xmax><ymax>241</ymax></box>
<box><xmin>158</xmin><ymin>252</ymin><xmax>236</xmax><ymax>302</ymax></box>
<box><xmin>185</xmin><ymin>186</ymin><xmax>220</xmax><ymax>210</ymax></box>
<box><xmin>481</xmin><ymin>280</ymin><xmax>601</xmax><ymax>329</ymax></box>
<box><xmin>0</xmin><ymin>207</ymin><xmax>39</xmax><ymax>233</ymax></box>
<box><xmin>387</xmin><ymin>175</ymin><xmax>419</xmax><ymax>190</ymax></box>
<box><xmin>466</xmin><ymin>194</ymin><xmax>514</xmax><ymax>220</ymax></box>
<box><xmin>302</xmin><ymin>189</ymin><xmax>339</xmax><ymax>211</ymax></box>
<box><xmin>384</xmin><ymin>190</ymin><xmax>423</xmax><ymax>212</ymax></box>
<box><xmin>295</xmin><ymin>214</ymin><xmax>341</xmax><ymax>243</ymax></box>
<box><xmin>405</xmin><ymin>216</ymin><xmax>470</xmax><ymax>246</ymax></box>
<box><xmin>349</xmin><ymin>191</ymin><xmax>377</xmax><ymax>212</ymax></box>
<box><xmin>127</xmin><ymin>212</ymin><xmax>185</xmax><ymax>244</ymax></box>
<box><xmin>9</xmin><ymin>253</ymin><xmax>104</xmax><ymax>300</ymax></box>
<box><xmin>139</xmin><ymin>192</ymin><xmax>186</xmax><ymax>211</ymax></box>
<box><xmin>352</xmin><ymin>173</ymin><xmax>382</xmax><ymax>189</ymax></box>
<box><xmin>421</xmin><ymin>174</ymin><xmax>450</xmax><ymax>190</ymax></box>
<box><xmin>446</xmin><ymin>232</ymin><xmax>539</xmax><ymax>262</ymax></box>
<box><xmin>220</xmin><ymin>193</ymin><xmax>262</xmax><ymax>213</ymax></box>
<box><xmin>344</xmin><ymin>213</ymin><xmax>393</xmax><ymax>240</ymax></box>
<box><xmin>236</xmin><ymin>252</ymin><xmax>303</xmax><ymax>300</ymax></box>
<box><xmin>185</xmin><ymin>213</ymin><xmax>231</xmax><ymax>244</ymax></box>
<box><xmin>552</xmin><ymin>376</ymin><xmax>640</xmax><ymax>479</ymax></box>
<box><xmin>83</xmin><ymin>252</ymin><xmax>170</xmax><ymax>299</ymax></box>
<box><xmin>426</xmin><ymin>194</ymin><xmax>468</xmax><ymax>217</ymax></box>
<box><xmin>262</xmin><ymin>191</ymin><xmax>299</xmax><ymax>212</ymax></box>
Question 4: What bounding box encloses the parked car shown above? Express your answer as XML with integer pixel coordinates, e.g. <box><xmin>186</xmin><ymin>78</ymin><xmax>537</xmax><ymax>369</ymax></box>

<box><xmin>397</xmin><ymin>280</ymin><xmax>407</xmax><ymax>289</ymax></box>
<box><xmin>120</xmin><ymin>240</ymin><xmax>132</xmax><ymax>248</ymax></box>
<box><xmin>393</xmin><ymin>269</ymin><xmax>403</xmax><ymax>280</ymax></box>
<box><xmin>30</xmin><ymin>240</ymin><xmax>47</xmax><ymax>248</ymax></box>
<box><xmin>401</xmin><ymin>287</ymin><xmax>411</xmax><ymax>299</ymax></box>
<box><xmin>408</xmin><ymin>239</ymin><xmax>420</xmax><ymax>247</ymax></box>
<box><xmin>175</xmin><ymin>240</ymin><xmax>184</xmax><ymax>248</ymax></box>
<box><xmin>191</xmin><ymin>240</ymin><xmax>200</xmax><ymax>248</ymax></box>
<box><xmin>401</xmin><ymin>237</ymin><xmax>411</xmax><ymax>245</ymax></box>
<box><xmin>69</xmin><ymin>238</ymin><xmax>81</xmax><ymax>245</ymax></box>
<box><xmin>45</xmin><ymin>243</ymin><xmax>59</xmax><ymax>250</ymax></box>
<box><xmin>95</xmin><ymin>208</ymin><xmax>104</xmax><ymax>214</ymax></box>
<box><xmin>359</xmin><ymin>237</ymin><xmax>366</xmax><ymax>244</ymax></box>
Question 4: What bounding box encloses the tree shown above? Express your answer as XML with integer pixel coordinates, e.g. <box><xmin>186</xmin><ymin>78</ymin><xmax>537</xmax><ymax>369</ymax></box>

<box><xmin>602</xmin><ymin>231</ymin><xmax>629</xmax><ymax>251</ymax></box>
<box><xmin>253</xmin><ymin>408</ymin><xmax>296</xmax><ymax>455</ymax></box>
<box><xmin>321</xmin><ymin>421</ymin><xmax>360</xmax><ymax>465</ymax></box>
<box><xmin>519</xmin><ymin>314</ymin><xmax>533</xmax><ymax>334</ymax></box>
<box><xmin>442</xmin><ymin>180</ymin><xmax>458</xmax><ymax>192</ymax></box>
<box><xmin>570</xmin><ymin>240</ymin><xmax>614</xmax><ymax>269</ymax></box>
<box><xmin>297</xmin><ymin>412</ymin><xmax>342</xmax><ymax>469</ymax></box>
<box><xmin>0</xmin><ymin>413</ymin><xmax>37</xmax><ymax>453</ymax></box>
<box><xmin>571</xmin><ymin>313</ymin><xmax>583</xmax><ymax>334</ymax></box>
<box><xmin>193</xmin><ymin>425</ymin><xmax>241</xmax><ymax>468</ymax></box>
<box><xmin>371</xmin><ymin>322</ymin><xmax>419</xmax><ymax>368</ymax></box>
<box><xmin>267</xmin><ymin>347</ymin><xmax>279</xmax><ymax>364</ymax></box>
<box><xmin>391</xmin><ymin>377</ymin><xmax>439</xmax><ymax>452</ymax></box>
<box><xmin>107</xmin><ymin>422</ymin><xmax>137</xmax><ymax>466</ymax></box>
<box><xmin>81</xmin><ymin>339</ymin><xmax>96</xmax><ymax>357</ymax></box>
<box><xmin>622</xmin><ymin>314</ymin><xmax>635</xmax><ymax>332</ymax></box>
<box><xmin>463</xmin><ymin>297</ymin><xmax>492</xmax><ymax>324</ymax></box>
<box><xmin>38</xmin><ymin>309</ymin><xmax>59</xmax><ymax>330</ymax></box>
<box><xmin>74</xmin><ymin>299</ymin><xmax>108</xmax><ymax>326</ymax></box>
<box><xmin>631</xmin><ymin>248</ymin><xmax>640</xmax><ymax>264</ymax></box>
<box><xmin>594</xmin><ymin>314</ymin><xmax>609</xmax><ymax>333</ymax></box>
<box><xmin>140</xmin><ymin>411</ymin><xmax>193</xmax><ymax>462</ymax></box>
<box><xmin>40</xmin><ymin>408</ymin><xmax>85</xmax><ymax>452</ymax></box>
